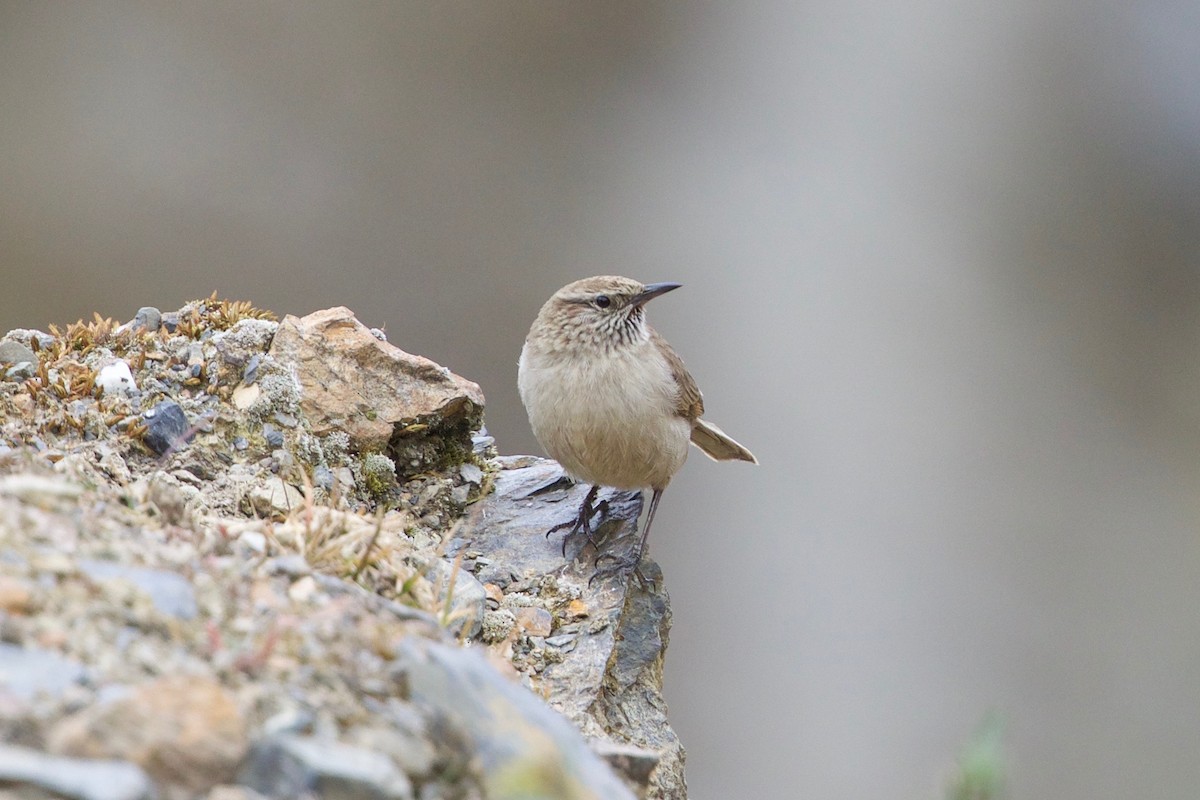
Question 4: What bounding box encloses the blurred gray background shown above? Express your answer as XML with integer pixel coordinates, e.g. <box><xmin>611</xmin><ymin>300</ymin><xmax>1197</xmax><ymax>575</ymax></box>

<box><xmin>3</xmin><ymin>2</ymin><xmax>1199</xmax><ymax>798</ymax></box>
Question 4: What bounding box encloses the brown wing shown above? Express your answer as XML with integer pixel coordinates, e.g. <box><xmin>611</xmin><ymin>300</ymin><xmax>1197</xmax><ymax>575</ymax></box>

<box><xmin>651</xmin><ymin>328</ymin><xmax>704</xmax><ymax>421</ymax></box>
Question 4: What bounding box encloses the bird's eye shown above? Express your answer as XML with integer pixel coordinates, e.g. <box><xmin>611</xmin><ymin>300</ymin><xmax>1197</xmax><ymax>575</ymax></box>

<box><xmin>594</xmin><ymin>295</ymin><xmax>611</xmax><ymax>309</ymax></box>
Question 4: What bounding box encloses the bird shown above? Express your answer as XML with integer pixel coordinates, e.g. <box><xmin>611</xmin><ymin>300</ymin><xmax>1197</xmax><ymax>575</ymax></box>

<box><xmin>518</xmin><ymin>275</ymin><xmax>757</xmax><ymax>580</ymax></box>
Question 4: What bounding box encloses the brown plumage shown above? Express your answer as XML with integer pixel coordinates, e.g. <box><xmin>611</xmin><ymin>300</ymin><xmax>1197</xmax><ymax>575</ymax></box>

<box><xmin>518</xmin><ymin>275</ymin><xmax>757</xmax><ymax>580</ymax></box>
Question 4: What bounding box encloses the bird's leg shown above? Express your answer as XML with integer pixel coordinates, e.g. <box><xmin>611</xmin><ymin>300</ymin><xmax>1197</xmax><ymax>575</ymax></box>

<box><xmin>545</xmin><ymin>484</ymin><xmax>604</xmax><ymax>557</ymax></box>
<box><xmin>591</xmin><ymin>488</ymin><xmax>663</xmax><ymax>586</ymax></box>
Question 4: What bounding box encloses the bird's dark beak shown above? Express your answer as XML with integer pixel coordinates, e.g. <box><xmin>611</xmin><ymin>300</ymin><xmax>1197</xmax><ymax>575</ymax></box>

<box><xmin>632</xmin><ymin>282</ymin><xmax>682</xmax><ymax>307</ymax></box>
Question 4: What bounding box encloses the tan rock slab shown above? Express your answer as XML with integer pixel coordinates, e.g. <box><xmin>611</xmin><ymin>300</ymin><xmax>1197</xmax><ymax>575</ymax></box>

<box><xmin>268</xmin><ymin>306</ymin><xmax>484</xmax><ymax>453</ymax></box>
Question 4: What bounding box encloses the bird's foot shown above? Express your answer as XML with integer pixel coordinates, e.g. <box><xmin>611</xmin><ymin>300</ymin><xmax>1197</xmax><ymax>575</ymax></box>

<box><xmin>545</xmin><ymin>493</ymin><xmax>609</xmax><ymax>558</ymax></box>
<box><xmin>589</xmin><ymin>548</ymin><xmax>650</xmax><ymax>588</ymax></box>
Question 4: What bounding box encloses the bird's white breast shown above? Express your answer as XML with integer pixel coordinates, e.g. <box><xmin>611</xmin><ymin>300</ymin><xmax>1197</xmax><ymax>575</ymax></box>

<box><xmin>518</xmin><ymin>338</ymin><xmax>690</xmax><ymax>490</ymax></box>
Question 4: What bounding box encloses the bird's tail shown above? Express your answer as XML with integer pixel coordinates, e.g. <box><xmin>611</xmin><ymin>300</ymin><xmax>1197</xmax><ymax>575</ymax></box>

<box><xmin>690</xmin><ymin>418</ymin><xmax>758</xmax><ymax>464</ymax></box>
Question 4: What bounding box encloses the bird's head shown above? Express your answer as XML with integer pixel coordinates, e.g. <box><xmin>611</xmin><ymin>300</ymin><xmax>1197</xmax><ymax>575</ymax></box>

<box><xmin>532</xmin><ymin>275</ymin><xmax>681</xmax><ymax>352</ymax></box>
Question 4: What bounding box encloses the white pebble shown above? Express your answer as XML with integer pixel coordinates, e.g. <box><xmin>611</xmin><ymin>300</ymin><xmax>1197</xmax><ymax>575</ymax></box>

<box><xmin>97</xmin><ymin>360</ymin><xmax>138</xmax><ymax>396</ymax></box>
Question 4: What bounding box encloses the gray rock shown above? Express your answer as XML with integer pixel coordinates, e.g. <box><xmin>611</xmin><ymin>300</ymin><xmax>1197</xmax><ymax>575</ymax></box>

<box><xmin>471</xmin><ymin>430</ymin><xmax>496</xmax><ymax>455</ymax></box>
<box><xmin>0</xmin><ymin>642</ymin><xmax>87</xmax><ymax>700</ymax></box>
<box><xmin>262</xmin><ymin>423</ymin><xmax>284</xmax><ymax>448</ymax></box>
<box><xmin>455</xmin><ymin>457</ymin><xmax>686</xmax><ymax>799</ymax></box>
<box><xmin>2</xmin><ymin>328</ymin><xmax>54</xmax><ymax>351</ymax></box>
<box><xmin>245</xmin><ymin>477</ymin><xmax>303</xmax><ymax>517</ymax></box>
<box><xmin>312</xmin><ymin>466</ymin><xmax>335</xmax><ymax>490</ymax></box>
<box><xmin>0</xmin><ymin>339</ymin><xmax>35</xmax><ymax>365</ymax></box>
<box><xmin>209</xmin><ymin>321</ymin><xmax>277</xmax><ymax>376</ymax></box>
<box><xmin>458</xmin><ymin>462</ymin><xmax>483</xmax><ymax>485</ymax></box>
<box><xmin>462</xmin><ymin>458</ymin><xmax>642</xmax><ymax>584</ymax></box>
<box><xmin>242</xmin><ymin>354</ymin><xmax>262</xmax><ymax>384</ymax></box>
<box><xmin>266</xmin><ymin>554</ymin><xmax>312</xmax><ymax>578</ymax></box>
<box><xmin>6</xmin><ymin>360</ymin><xmax>36</xmax><ymax>380</ymax></box>
<box><xmin>592</xmin><ymin>741</ymin><xmax>661</xmax><ymax>794</ymax></box>
<box><xmin>78</xmin><ymin>559</ymin><xmax>198</xmax><ymax>620</ymax></box>
<box><xmin>0</xmin><ymin>743</ymin><xmax>155</xmax><ymax>800</ymax></box>
<box><xmin>132</xmin><ymin>307</ymin><xmax>161</xmax><ymax>332</ymax></box>
<box><xmin>430</xmin><ymin>559</ymin><xmax>486</xmax><ymax>639</ymax></box>
<box><xmin>272</xmin><ymin>410</ymin><xmax>298</xmax><ymax>428</ymax></box>
<box><xmin>400</xmin><ymin>640</ymin><xmax>635</xmax><ymax>800</ymax></box>
<box><xmin>160</xmin><ymin>311</ymin><xmax>180</xmax><ymax>333</ymax></box>
<box><xmin>590</xmin><ymin>559</ymin><xmax>686</xmax><ymax>799</ymax></box>
<box><xmin>142</xmin><ymin>401</ymin><xmax>191</xmax><ymax>456</ymax></box>
<box><xmin>238</xmin><ymin>734</ymin><xmax>413</xmax><ymax>800</ymax></box>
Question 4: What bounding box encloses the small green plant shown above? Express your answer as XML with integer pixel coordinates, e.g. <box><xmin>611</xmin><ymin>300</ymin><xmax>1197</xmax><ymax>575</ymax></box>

<box><xmin>946</xmin><ymin>712</ymin><xmax>1005</xmax><ymax>800</ymax></box>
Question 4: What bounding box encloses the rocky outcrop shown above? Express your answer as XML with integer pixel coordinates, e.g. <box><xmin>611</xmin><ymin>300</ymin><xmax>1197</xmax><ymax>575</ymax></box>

<box><xmin>0</xmin><ymin>299</ymin><xmax>685</xmax><ymax>800</ymax></box>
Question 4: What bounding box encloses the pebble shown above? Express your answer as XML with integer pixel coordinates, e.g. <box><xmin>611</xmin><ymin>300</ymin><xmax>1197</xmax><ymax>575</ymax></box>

<box><xmin>97</xmin><ymin>452</ymin><xmax>132</xmax><ymax>485</ymax></box>
<box><xmin>0</xmin><ymin>339</ymin><xmax>35</xmax><ymax>365</ymax></box>
<box><xmin>266</xmin><ymin>554</ymin><xmax>311</xmax><ymax>578</ymax></box>
<box><xmin>31</xmin><ymin>551</ymin><xmax>75</xmax><ymax>575</ymax></box>
<box><xmin>344</xmin><ymin>723</ymin><xmax>436</xmax><ymax>783</ymax></box>
<box><xmin>458</xmin><ymin>463</ymin><xmax>483</xmax><ymax>485</ymax></box>
<box><xmin>160</xmin><ymin>311</ymin><xmax>180</xmax><ymax>333</ymax></box>
<box><xmin>0</xmin><ymin>474</ymin><xmax>84</xmax><ymax>504</ymax></box>
<box><xmin>96</xmin><ymin>361</ymin><xmax>138</xmax><ymax>397</ymax></box>
<box><xmin>312</xmin><ymin>466</ymin><xmax>335</xmax><ymax>490</ymax></box>
<box><xmin>48</xmin><ymin>675</ymin><xmax>248</xmax><ymax>792</ymax></box>
<box><xmin>231</xmin><ymin>383</ymin><xmax>261</xmax><ymax>410</ymax></box>
<box><xmin>261</xmin><ymin>706</ymin><xmax>316</xmax><ymax>737</ymax></box>
<box><xmin>238</xmin><ymin>734</ymin><xmax>414</xmax><ymax>800</ymax></box>
<box><xmin>0</xmin><ymin>642</ymin><xmax>87</xmax><ymax>700</ymax></box>
<box><xmin>482</xmin><ymin>583</ymin><xmax>504</xmax><ymax>606</ymax></box>
<box><xmin>6</xmin><ymin>361</ymin><xmax>36</xmax><ymax>380</ymax></box>
<box><xmin>132</xmin><ymin>307</ymin><xmax>161</xmax><ymax>332</ymax></box>
<box><xmin>471</xmin><ymin>431</ymin><xmax>495</xmax><ymax>454</ymax></box>
<box><xmin>3</xmin><ymin>328</ymin><xmax>54</xmax><ymax>350</ymax></box>
<box><xmin>242</xmin><ymin>354</ymin><xmax>261</xmax><ymax>384</ymax></box>
<box><xmin>432</xmin><ymin>560</ymin><xmax>486</xmax><ymax>639</ymax></box>
<box><xmin>205</xmin><ymin>787</ymin><xmax>271</xmax><ymax>800</ymax></box>
<box><xmin>77</xmin><ymin>560</ymin><xmax>198</xmax><ymax>620</ymax></box>
<box><xmin>244</xmin><ymin>477</ymin><xmax>303</xmax><ymax>518</ymax></box>
<box><xmin>239</xmin><ymin>531</ymin><xmax>267</xmax><ymax>555</ymax></box>
<box><xmin>170</xmin><ymin>468</ymin><xmax>202</xmax><ymax>487</ymax></box>
<box><xmin>142</xmin><ymin>401</ymin><xmax>191</xmax><ymax>456</ymax></box>
<box><xmin>512</xmin><ymin>606</ymin><xmax>553</xmax><ymax>637</ymax></box>
<box><xmin>0</xmin><ymin>576</ymin><xmax>33</xmax><ymax>613</ymax></box>
<box><xmin>0</xmin><ymin>743</ymin><xmax>156</xmax><ymax>800</ymax></box>
<box><xmin>146</xmin><ymin>471</ymin><xmax>196</xmax><ymax>526</ymax></box>
<box><xmin>261</xmin><ymin>423</ymin><xmax>284</xmax><ymax>448</ymax></box>
<box><xmin>287</xmin><ymin>575</ymin><xmax>319</xmax><ymax>603</ymax></box>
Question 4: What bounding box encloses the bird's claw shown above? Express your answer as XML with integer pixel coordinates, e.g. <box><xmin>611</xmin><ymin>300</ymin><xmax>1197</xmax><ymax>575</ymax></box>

<box><xmin>588</xmin><ymin>550</ymin><xmax>648</xmax><ymax>588</ymax></box>
<box><xmin>546</xmin><ymin>489</ymin><xmax>611</xmax><ymax>558</ymax></box>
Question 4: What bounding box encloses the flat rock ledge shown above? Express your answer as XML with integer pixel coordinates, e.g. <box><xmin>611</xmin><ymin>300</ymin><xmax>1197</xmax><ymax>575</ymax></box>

<box><xmin>0</xmin><ymin>300</ymin><xmax>685</xmax><ymax>800</ymax></box>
